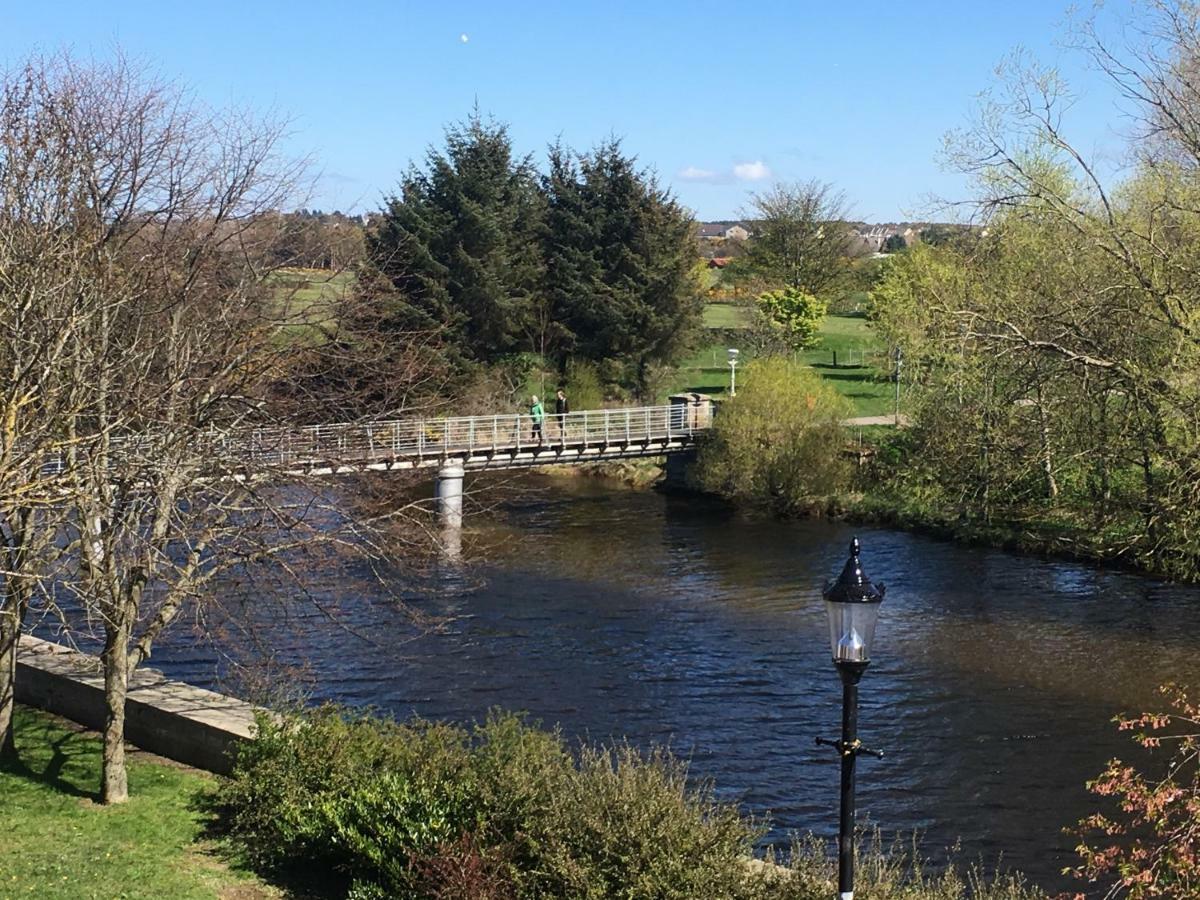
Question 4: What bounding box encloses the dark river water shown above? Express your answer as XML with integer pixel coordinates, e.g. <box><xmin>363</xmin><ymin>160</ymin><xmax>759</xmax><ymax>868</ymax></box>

<box><xmin>141</xmin><ymin>474</ymin><xmax>1200</xmax><ymax>893</ymax></box>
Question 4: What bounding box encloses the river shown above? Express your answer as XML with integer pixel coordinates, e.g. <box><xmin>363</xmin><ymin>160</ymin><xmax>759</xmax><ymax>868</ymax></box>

<box><xmin>144</xmin><ymin>473</ymin><xmax>1200</xmax><ymax>893</ymax></box>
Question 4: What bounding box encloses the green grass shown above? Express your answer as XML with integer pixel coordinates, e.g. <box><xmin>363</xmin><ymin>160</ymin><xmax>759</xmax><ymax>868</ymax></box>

<box><xmin>268</xmin><ymin>267</ymin><xmax>355</xmax><ymax>345</ymax></box>
<box><xmin>701</xmin><ymin>303</ymin><xmax>752</xmax><ymax>329</ymax></box>
<box><xmin>668</xmin><ymin>314</ymin><xmax>896</xmax><ymax>417</ymax></box>
<box><xmin>0</xmin><ymin>706</ymin><xmax>272</xmax><ymax>899</ymax></box>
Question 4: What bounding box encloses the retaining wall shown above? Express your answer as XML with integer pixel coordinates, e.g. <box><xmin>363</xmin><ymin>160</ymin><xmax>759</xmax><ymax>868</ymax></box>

<box><xmin>16</xmin><ymin>635</ymin><xmax>259</xmax><ymax>775</ymax></box>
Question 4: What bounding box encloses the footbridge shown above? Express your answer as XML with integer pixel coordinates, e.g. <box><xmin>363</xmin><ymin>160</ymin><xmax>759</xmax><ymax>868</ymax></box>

<box><xmin>212</xmin><ymin>397</ymin><xmax>716</xmax><ymax>529</ymax></box>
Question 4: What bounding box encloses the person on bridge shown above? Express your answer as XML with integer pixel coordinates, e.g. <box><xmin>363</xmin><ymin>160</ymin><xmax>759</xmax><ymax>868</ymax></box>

<box><xmin>530</xmin><ymin>395</ymin><xmax>545</xmax><ymax>445</ymax></box>
<box><xmin>555</xmin><ymin>388</ymin><xmax>569</xmax><ymax>441</ymax></box>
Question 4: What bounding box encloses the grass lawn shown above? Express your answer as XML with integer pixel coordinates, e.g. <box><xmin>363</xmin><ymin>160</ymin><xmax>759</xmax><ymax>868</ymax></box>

<box><xmin>667</xmin><ymin>314</ymin><xmax>897</xmax><ymax>417</ymax></box>
<box><xmin>268</xmin><ymin>267</ymin><xmax>355</xmax><ymax>345</ymax></box>
<box><xmin>0</xmin><ymin>706</ymin><xmax>273</xmax><ymax>900</ymax></box>
<box><xmin>701</xmin><ymin>302</ymin><xmax>752</xmax><ymax>329</ymax></box>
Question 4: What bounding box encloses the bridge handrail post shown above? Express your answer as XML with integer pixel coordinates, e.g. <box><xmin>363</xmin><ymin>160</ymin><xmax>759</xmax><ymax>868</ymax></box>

<box><xmin>492</xmin><ymin>416</ymin><xmax>498</xmax><ymax>451</ymax></box>
<box><xmin>515</xmin><ymin>414</ymin><xmax>522</xmax><ymax>453</ymax></box>
<box><xmin>625</xmin><ymin>409</ymin><xmax>631</xmax><ymax>443</ymax></box>
<box><xmin>645</xmin><ymin>407</ymin><xmax>651</xmax><ymax>440</ymax></box>
<box><xmin>468</xmin><ymin>418</ymin><xmax>475</xmax><ymax>454</ymax></box>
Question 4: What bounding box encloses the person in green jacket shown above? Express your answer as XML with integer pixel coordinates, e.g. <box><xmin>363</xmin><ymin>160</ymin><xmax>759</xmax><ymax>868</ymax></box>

<box><xmin>530</xmin><ymin>395</ymin><xmax>545</xmax><ymax>445</ymax></box>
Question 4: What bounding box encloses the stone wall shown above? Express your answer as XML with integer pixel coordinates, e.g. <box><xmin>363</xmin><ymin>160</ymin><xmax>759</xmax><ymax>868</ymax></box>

<box><xmin>16</xmin><ymin>635</ymin><xmax>259</xmax><ymax>775</ymax></box>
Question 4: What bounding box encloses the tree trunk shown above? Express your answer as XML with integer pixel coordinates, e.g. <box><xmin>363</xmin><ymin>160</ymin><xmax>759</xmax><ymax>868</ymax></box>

<box><xmin>1036</xmin><ymin>385</ymin><xmax>1058</xmax><ymax>501</ymax></box>
<box><xmin>0</xmin><ymin>606</ymin><xmax>18</xmax><ymax>757</ymax></box>
<box><xmin>100</xmin><ymin>620</ymin><xmax>131</xmax><ymax>804</ymax></box>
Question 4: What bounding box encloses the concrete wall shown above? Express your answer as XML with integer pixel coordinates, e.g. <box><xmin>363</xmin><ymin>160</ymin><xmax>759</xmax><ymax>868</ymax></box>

<box><xmin>16</xmin><ymin>635</ymin><xmax>260</xmax><ymax>775</ymax></box>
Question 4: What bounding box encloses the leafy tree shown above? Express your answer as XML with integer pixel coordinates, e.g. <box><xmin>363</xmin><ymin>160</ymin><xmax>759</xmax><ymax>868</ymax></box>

<box><xmin>739</xmin><ymin>179</ymin><xmax>855</xmax><ymax>298</ymax></box>
<box><xmin>754</xmin><ymin>287</ymin><xmax>827</xmax><ymax>352</ymax></box>
<box><xmin>542</xmin><ymin>139</ymin><xmax>702</xmax><ymax>397</ymax></box>
<box><xmin>1070</xmin><ymin>683</ymin><xmax>1200</xmax><ymax>897</ymax></box>
<box><xmin>365</xmin><ymin>113</ymin><xmax>545</xmax><ymax>367</ymax></box>
<box><xmin>882</xmin><ymin>233</ymin><xmax>907</xmax><ymax>253</ymax></box>
<box><xmin>694</xmin><ymin>358</ymin><xmax>850</xmax><ymax>513</ymax></box>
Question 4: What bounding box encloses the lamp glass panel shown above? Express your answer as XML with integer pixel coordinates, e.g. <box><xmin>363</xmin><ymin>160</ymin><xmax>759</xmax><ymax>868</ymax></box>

<box><xmin>825</xmin><ymin>600</ymin><xmax>880</xmax><ymax>663</ymax></box>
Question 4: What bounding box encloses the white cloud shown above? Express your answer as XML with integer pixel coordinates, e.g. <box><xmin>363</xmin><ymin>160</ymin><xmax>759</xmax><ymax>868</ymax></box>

<box><xmin>678</xmin><ymin>165</ymin><xmax>718</xmax><ymax>182</ymax></box>
<box><xmin>733</xmin><ymin>160</ymin><xmax>771</xmax><ymax>181</ymax></box>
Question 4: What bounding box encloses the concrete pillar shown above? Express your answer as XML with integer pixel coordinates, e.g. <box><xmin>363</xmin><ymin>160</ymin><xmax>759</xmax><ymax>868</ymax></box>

<box><xmin>663</xmin><ymin>451</ymin><xmax>691</xmax><ymax>490</ymax></box>
<box><xmin>435</xmin><ymin>463</ymin><xmax>465</xmax><ymax>529</ymax></box>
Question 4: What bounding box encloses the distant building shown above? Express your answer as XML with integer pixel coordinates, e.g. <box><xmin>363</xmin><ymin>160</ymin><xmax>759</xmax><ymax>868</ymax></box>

<box><xmin>707</xmin><ymin>257</ymin><xmax>732</xmax><ymax>268</ymax></box>
<box><xmin>698</xmin><ymin>222</ymin><xmax>750</xmax><ymax>241</ymax></box>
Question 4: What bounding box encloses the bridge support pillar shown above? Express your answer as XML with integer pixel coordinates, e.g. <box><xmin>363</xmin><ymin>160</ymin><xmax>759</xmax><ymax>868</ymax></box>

<box><xmin>663</xmin><ymin>451</ymin><xmax>692</xmax><ymax>490</ymax></box>
<box><xmin>435</xmin><ymin>463</ymin><xmax>465</xmax><ymax>529</ymax></box>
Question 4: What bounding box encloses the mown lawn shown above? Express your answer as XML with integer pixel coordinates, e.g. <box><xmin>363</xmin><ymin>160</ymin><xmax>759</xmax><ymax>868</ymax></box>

<box><xmin>0</xmin><ymin>706</ymin><xmax>273</xmax><ymax>900</ymax></box>
<box><xmin>667</xmin><ymin>314</ymin><xmax>897</xmax><ymax>417</ymax></box>
<box><xmin>701</xmin><ymin>302</ymin><xmax>752</xmax><ymax>329</ymax></box>
<box><xmin>268</xmin><ymin>267</ymin><xmax>355</xmax><ymax>345</ymax></box>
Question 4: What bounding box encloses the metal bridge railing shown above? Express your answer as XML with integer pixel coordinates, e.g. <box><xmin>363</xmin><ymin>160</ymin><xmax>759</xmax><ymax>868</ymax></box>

<box><xmin>32</xmin><ymin>403</ymin><xmax>711</xmax><ymax>477</ymax></box>
<box><xmin>222</xmin><ymin>403</ymin><xmax>712</xmax><ymax>469</ymax></box>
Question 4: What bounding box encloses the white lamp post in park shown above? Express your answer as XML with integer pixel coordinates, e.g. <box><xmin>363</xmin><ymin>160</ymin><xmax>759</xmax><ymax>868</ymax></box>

<box><xmin>727</xmin><ymin>347</ymin><xmax>740</xmax><ymax>397</ymax></box>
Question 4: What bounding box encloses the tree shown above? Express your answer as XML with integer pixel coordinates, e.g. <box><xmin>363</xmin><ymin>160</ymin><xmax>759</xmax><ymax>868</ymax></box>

<box><xmin>365</xmin><ymin>113</ymin><xmax>545</xmax><ymax>369</ymax></box>
<box><xmin>739</xmin><ymin>179</ymin><xmax>856</xmax><ymax>298</ymax></box>
<box><xmin>1070</xmin><ymin>683</ymin><xmax>1200</xmax><ymax>897</ymax></box>
<box><xmin>753</xmin><ymin>287</ymin><xmax>827</xmax><ymax>353</ymax></box>
<box><xmin>693</xmin><ymin>358</ymin><xmax>850</xmax><ymax>513</ymax></box>
<box><xmin>0</xmin><ymin>59</ymin><xmax>108</xmax><ymax>752</ymax></box>
<box><xmin>882</xmin><ymin>233</ymin><xmax>907</xmax><ymax>253</ymax></box>
<box><xmin>542</xmin><ymin>139</ymin><xmax>702</xmax><ymax>396</ymax></box>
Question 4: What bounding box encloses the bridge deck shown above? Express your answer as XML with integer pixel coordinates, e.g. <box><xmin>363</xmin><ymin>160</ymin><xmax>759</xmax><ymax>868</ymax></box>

<box><xmin>210</xmin><ymin>403</ymin><xmax>712</xmax><ymax>474</ymax></box>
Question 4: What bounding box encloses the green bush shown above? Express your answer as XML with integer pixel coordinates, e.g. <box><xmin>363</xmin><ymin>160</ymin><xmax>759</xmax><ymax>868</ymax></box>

<box><xmin>209</xmin><ymin>706</ymin><xmax>1045</xmax><ymax>899</ymax></box>
<box><xmin>563</xmin><ymin>358</ymin><xmax>604</xmax><ymax>410</ymax></box>
<box><xmin>694</xmin><ymin>357</ymin><xmax>852</xmax><ymax>513</ymax></box>
<box><xmin>209</xmin><ymin>707</ymin><xmax>765</xmax><ymax>899</ymax></box>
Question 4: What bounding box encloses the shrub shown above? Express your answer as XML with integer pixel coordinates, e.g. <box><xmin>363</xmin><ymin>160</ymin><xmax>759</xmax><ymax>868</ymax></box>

<box><xmin>755</xmin><ymin>288</ymin><xmax>827</xmax><ymax>352</ymax></box>
<box><xmin>210</xmin><ymin>707</ymin><xmax>766</xmax><ymax>899</ymax></box>
<box><xmin>694</xmin><ymin>357</ymin><xmax>852</xmax><ymax>513</ymax></box>
<box><xmin>563</xmin><ymin>358</ymin><xmax>604</xmax><ymax>410</ymax></box>
<box><xmin>1068</xmin><ymin>683</ymin><xmax>1200</xmax><ymax>898</ymax></box>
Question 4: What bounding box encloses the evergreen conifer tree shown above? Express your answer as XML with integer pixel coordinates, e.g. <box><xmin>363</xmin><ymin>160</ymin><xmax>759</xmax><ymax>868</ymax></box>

<box><xmin>542</xmin><ymin>139</ymin><xmax>700</xmax><ymax>396</ymax></box>
<box><xmin>365</xmin><ymin>113</ymin><xmax>545</xmax><ymax>367</ymax></box>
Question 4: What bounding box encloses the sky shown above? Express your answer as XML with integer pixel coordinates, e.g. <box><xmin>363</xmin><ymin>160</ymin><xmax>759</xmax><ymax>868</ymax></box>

<box><xmin>0</xmin><ymin>0</ymin><xmax>1140</xmax><ymax>223</ymax></box>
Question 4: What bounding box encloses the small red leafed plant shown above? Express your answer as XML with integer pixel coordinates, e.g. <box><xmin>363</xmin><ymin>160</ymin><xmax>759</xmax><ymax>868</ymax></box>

<box><xmin>1065</xmin><ymin>683</ymin><xmax>1200</xmax><ymax>899</ymax></box>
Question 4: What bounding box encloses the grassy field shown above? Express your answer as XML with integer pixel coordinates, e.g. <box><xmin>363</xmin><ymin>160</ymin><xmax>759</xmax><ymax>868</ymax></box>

<box><xmin>0</xmin><ymin>706</ymin><xmax>272</xmax><ymax>899</ymax></box>
<box><xmin>667</xmin><ymin>313</ymin><xmax>895</xmax><ymax>416</ymax></box>
<box><xmin>701</xmin><ymin>302</ymin><xmax>752</xmax><ymax>329</ymax></box>
<box><xmin>268</xmin><ymin>267</ymin><xmax>354</xmax><ymax>345</ymax></box>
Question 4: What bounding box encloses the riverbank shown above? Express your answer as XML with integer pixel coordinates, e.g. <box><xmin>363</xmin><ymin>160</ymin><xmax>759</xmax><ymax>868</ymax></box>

<box><xmin>0</xmin><ymin>705</ymin><xmax>274</xmax><ymax>899</ymax></box>
<box><xmin>843</xmin><ymin>486</ymin><xmax>1183</xmax><ymax>582</ymax></box>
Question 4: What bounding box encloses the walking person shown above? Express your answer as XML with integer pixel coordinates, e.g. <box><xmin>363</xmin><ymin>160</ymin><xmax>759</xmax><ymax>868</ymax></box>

<box><xmin>530</xmin><ymin>395</ymin><xmax>545</xmax><ymax>446</ymax></box>
<box><xmin>555</xmin><ymin>388</ymin><xmax>569</xmax><ymax>442</ymax></box>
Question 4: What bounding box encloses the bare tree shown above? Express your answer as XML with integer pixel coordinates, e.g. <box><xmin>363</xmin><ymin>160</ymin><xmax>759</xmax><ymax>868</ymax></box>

<box><xmin>0</xmin><ymin>59</ymin><xmax>125</xmax><ymax>754</ymax></box>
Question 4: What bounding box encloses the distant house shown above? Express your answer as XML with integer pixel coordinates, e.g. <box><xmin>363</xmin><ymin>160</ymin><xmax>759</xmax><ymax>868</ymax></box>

<box><xmin>852</xmin><ymin>223</ymin><xmax>921</xmax><ymax>254</ymax></box>
<box><xmin>698</xmin><ymin>222</ymin><xmax>750</xmax><ymax>241</ymax></box>
<box><xmin>707</xmin><ymin>257</ymin><xmax>732</xmax><ymax>268</ymax></box>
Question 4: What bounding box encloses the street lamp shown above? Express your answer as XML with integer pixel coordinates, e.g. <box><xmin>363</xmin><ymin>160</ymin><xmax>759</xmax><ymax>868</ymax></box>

<box><xmin>817</xmin><ymin>537</ymin><xmax>886</xmax><ymax>900</ymax></box>
<box><xmin>727</xmin><ymin>347</ymin><xmax>739</xmax><ymax>397</ymax></box>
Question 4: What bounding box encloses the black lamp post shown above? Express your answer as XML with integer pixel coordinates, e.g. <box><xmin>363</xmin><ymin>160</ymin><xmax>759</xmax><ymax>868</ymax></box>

<box><xmin>817</xmin><ymin>537</ymin><xmax>885</xmax><ymax>900</ymax></box>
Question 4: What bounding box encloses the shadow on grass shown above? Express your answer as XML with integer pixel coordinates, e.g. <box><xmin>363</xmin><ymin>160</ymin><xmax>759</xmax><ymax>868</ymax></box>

<box><xmin>1</xmin><ymin>718</ymin><xmax>97</xmax><ymax>800</ymax></box>
<box><xmin>810</xmin><ymin>362</ymin><xmax>868</xmax><ymax>371</ymax></box>
<box><xmin>191</xmin><ymin>791</ymin><xmax>346</xmax><ymax>900</ymax></box>
<box><xmin>812</xmin><ymin>370</ymin><xmax>888</xmax><ymax>385</ymax></box>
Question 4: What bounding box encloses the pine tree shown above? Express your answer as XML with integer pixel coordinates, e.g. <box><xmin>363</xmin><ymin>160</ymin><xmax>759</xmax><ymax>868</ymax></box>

<box><xmin>365</xmin><ymin>113</ymin><xmax>545</xmax><ymax>367</ymax></box>
<box><xmin>542</xmin><ymin>139</ymin><xmax>701</xmax><ymax>396</ymax></box>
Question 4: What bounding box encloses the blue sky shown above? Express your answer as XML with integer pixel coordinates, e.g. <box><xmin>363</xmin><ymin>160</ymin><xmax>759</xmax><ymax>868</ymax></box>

<box><xmin>2</xmin><ymin>1</ymin><xmax>1135</xmax><ymax>222</ymax></box>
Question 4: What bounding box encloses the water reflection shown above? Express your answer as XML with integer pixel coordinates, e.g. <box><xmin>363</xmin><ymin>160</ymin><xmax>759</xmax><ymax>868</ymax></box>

<box><xmin>143</xmin><ymin>473</ymin><xmax>1200</xmax><ymax>893</ymax></box>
